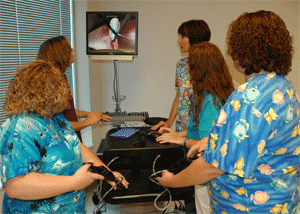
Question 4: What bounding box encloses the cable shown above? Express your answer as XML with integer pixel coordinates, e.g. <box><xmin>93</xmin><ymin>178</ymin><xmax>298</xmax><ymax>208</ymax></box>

<box><xmin>93</xmin><ymin>157</ymin><xmax>120</xmax><ymax>214</ymax></box>
<box><xmin>97</xmin><ymin>177</ymin><xmax>123</xmax><ymax>205</ymax></box>
<box><xmin>152</xmin><ymin>155</ymin><xmax>161</xmax><ymax>174</ymax></box>
<box><xmin>113</xmin><ymin>60</ymin><xmax>118</xmax><ymax>112</ymax></box>
<box><xmin>107</xmin><ymin>157</ymin><xmax>120</xmax><ymax>166</ymax></box>
<box><xmin>149</xmin><ymin>155</ymin><xmax>172</xmax><ymax>211</ymax></box>
<box><xmin>95</xmin><ymin>156</ymin><xmax>120</xmax><ymax>204</ymax></box>
<box><xmin>149</xmin><ymin>177</ymin><xmax>171</xmax><ymax>211</ymax></box>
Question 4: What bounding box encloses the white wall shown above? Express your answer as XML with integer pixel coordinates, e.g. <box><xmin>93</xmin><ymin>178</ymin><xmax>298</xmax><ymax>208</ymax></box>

<box><xmin>0</xmin><ymin>0</ymin><xmax>298</xmax><ymax>212</ymax></box>
<box><xmin>78</xmin><ymin>0</ymin><xmax>299</xmax><ymax>145</ymax></box>
<box><xmin>73</xmin><ymin>0</ymin><xmax>94</xmax><ymax>148</ymax></box>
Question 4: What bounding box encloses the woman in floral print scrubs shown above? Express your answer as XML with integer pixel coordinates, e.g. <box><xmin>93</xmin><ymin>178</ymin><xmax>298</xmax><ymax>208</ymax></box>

<box><xmin>152</xmin><ymin>19</ymin><xmax>211</xmax><ymax>132</ymax></box>
<box><xmin>156</xmin><ymin>10</ymin><xmax>300</xmax><ymax>214</ymax></box>
<box><xmin>0</xmin><ymin>61</ymin><xmax>128</xmax><ymax>213</ymax></box>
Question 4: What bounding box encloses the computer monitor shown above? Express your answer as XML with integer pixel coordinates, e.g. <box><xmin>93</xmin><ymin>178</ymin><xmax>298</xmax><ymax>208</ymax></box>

<box><xmin>86</xmin><ymin>11</ymin><xmax>138</xmax><ymax>57</ymax></box>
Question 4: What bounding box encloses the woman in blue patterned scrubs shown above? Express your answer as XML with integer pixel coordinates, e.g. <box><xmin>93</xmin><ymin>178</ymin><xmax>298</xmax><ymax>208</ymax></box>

<box><xmin>156</xmin><ymin>10</ymin><xmax>300</xmax><ymax>213</ymax></box>
<box><xmin>0</xmin><ymin>61</ymin><xmax>127</xmax><ymax>213</ymax></box>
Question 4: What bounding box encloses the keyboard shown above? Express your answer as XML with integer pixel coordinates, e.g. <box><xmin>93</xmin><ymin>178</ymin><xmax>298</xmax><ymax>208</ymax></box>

<box><xmin>104</xmin><ymin>111</ymin><xmax>149</xmax><ymax>122</ymax></box>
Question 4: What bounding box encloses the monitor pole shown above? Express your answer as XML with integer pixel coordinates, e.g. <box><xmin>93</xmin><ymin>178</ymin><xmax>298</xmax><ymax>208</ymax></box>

<box><xmin>113</xmin><ymin>60</ymin><xmax>125</xmax><ymax>113</ymax></box>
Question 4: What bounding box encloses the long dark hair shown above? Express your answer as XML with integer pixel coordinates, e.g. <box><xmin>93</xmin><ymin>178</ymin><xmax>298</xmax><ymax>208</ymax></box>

<box><xmin>178</xmin><ymin>20</ymin><xmax>211</xmax><ymax>45</ymax></box>
<box><xmin>188</xmin><ymin>42</ymin><xmax>234</xmax><ymax>129</ymax></box>
<box><xmin>37</xmin><ymin>36</ymin><xmax>72</xmax><ymax>73</ymax></box>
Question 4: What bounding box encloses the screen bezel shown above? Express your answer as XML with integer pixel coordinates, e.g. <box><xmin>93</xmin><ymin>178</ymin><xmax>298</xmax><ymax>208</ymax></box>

<box><xmin>86</xmin><ymin>11</ymin><xmax>138</xmax><ymax>56</ymax></box>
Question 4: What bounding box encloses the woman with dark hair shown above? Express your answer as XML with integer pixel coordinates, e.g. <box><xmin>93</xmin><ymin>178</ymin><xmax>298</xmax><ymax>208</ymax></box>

<box><xmin>152</xmin><ymin>20</ymin><xmax>211</xmax><ymax>132</ymax></box>
<box><xmin>156</xmin><ymin>42</ymin><xmax>234</xmax><ymax>149</ymax></box>
<box><xmin>37</xmin><ymin>36</ymin><xmax>73</xmax><ymax>74</ymax></box>
<box><xmin>37</xmin><ymin>36</ymin><xmax>111</xmax><ymax>142</ymax></box>
<box><xmin>157</xmin><ymin>42</ymin><xmax>234</xmax><ymax>214</ymax></box>
<box><xmin>0</xmin><ymin>61</ymin><xmax>128</xmax><ymax>213</ymax></box>
<box><xmin>157</xmin><ymin>10</ymin><xmax>299</xmax><ymax>214</ymax></box>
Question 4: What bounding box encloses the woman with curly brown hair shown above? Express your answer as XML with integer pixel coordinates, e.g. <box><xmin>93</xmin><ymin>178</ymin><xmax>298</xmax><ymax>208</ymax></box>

<box><xmin>0</xmin><ymin>61</ymin><xmax>128</xmax><ymax>213</ymax></box>
<box><xmin>156</xmin><ymin>42</ymin><xmax>234</xmax><ymax>213</ymax></box>
<box><xmin>37</xmin><ymin>36</ymin><xmax>111</xmax><ymax>142</ymax></box>
<box><xmin>157</xmin><ymin>10</ymin><xmax>299</xmax><ymax>214</ymax></box>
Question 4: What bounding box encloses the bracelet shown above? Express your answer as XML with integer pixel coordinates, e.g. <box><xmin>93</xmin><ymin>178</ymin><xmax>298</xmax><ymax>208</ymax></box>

<box><xmin>183</xmin><ymin>138</ymin><xmax>188</xmax><ymax>147</ymax></box>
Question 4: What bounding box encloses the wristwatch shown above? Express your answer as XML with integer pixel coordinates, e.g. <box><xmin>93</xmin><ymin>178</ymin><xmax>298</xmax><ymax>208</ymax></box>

<box><xmin>184</xmin><ymin>138</ymin><xmax>188</xmax><ymax>147</ymax></box>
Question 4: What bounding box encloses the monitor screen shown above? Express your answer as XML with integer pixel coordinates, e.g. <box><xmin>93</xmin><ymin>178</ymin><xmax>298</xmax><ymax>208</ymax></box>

<box><xmin>86</xmin><ymin>11</ymin><xmax>138</xmax><ymax>56</ymax></box>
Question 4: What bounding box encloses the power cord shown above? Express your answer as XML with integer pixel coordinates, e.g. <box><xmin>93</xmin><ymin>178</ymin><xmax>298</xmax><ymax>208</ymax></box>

<box><xmin>93</xmin><ymin>157</ymin><xmax>120</xmax><ymax>214</ymax></box>
<box><xmin>93</xmin><ymin>155</ymin><xmax>186</xmax><ymax>213</ymax></box>
<box><xmin>149</xmin><ymin>156</ymin><xmax>187</xmax><ymax>213</ymax></box>
<box><xmin>149</xmin><ymin>155</ymin><xmax>172</xmax><ymax>211</ymax></box>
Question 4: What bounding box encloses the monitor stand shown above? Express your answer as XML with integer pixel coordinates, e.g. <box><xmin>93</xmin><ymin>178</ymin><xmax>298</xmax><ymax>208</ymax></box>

<box><xmin>112</xmin><ymin>60</ymin><xmax>126</xmax><ymax>113</ymax></box>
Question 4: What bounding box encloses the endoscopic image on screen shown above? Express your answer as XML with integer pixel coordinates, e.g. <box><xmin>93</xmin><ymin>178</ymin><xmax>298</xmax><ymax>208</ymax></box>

<box><xmin>87</xmin><ymin>12</ymin><xmax>138</xmax><ymax>55</ymax></box>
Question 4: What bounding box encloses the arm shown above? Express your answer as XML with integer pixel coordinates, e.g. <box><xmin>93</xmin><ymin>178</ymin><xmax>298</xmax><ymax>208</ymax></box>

<box><xmin>69</xmin><ymin>110</ymin><xmax>112</xmax><ymax>132</ymax></box>
<box><xmin>80</xmin><ymin>143</ymin><xmax>129</xmax><ymax>188</ymax></box>
<box><xmin>157</xmin><ymin>127</ymin><xmax>187</xmax><ymax>137</ymax></box>
<box><xmin>187</xmin><ymin>136</ymin><xmax>208</xmax><ymax>157</ymax></box>
<box><xmin>156</xmin><ymin>128</ymin><xmax>187</xmax><ymax>145</ymax></box>
<box><xmin>151</xmin><ymin>90</ymin><xmax>179</xmax><ymax>130</ymax></box>
<box><xmin>4</xmin><ymin>163</ymin><xmax>103</xmax><ymax>200</ymax></box>
<box><xmin>157</xmin><ymin>134</ymin><xmax>206</xmax><ymax>148</ymax></box>
<box><xmin>75</xmin><ymin>109</ymin><xmax>89</xmax><ymax>118</ymax></box>
<box><xmin>156</xmin><ymin>127</ymin><xmax>206</xmax><ymax>149</ymax></box>
<box><xmin>166</xmin><ymin>89</ymin><xmax>180</xmax><ymax>127</ymax></box>
<box><xmin>80</xmin><ymin>142</ymin><xmax>106</xmax><ymax>166</ymax></box>
<box><xmin>156</xmin><ymin>157</ymin><xmax>224</xmax><ymax>188</ymax></box>
<box><xmin>4</xmin><ymin>143</ymin><xmax>129</xmax><ymax>200</ymax></box>
<box><xmin>68</xmin><ymin>120</ymin><xmax>92</xmax><ymax>132</ymax></box>
<box><xmin>76</xmin><ymin>110</ymin><xmax>112</xmax><ymax>122</ymax></box>
<box><xmin>182</xmin><ymin>138</ymin><xmax>203</xmax><ymax>148</ymax></box>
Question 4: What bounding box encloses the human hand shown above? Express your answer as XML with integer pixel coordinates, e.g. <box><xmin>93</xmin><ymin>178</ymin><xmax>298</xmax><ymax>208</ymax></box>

<box><xmin>111</xmin><ymin>171</ymin><xmax>129</xmax><ymax>190</ymax></box>
<box><xmin>187</xmin><ymin>136</ymin><xmax>208</xmax><ymax>158</ymax></box>
<box><xmin>157</xmin><ymin>127</ymin><xmax>184</xmax><ymax>137</ymax></box>
<box><xmin>156</xmin><ymin>132</ymin><xmax>184</xmax><ymax>145</ymax></box>
<box><xmin>151</xmin><ymin>120</ymin><xmax>172</xmax><ymax>131</ymax></box>
<box><xmin>86</xmin><ymin>111</ymin><xmax>103</xmax><ymax>126</ymax></box>
<box><xmin>157</xmin><ymin>127</ymin><xmax>174</xmax><ymax>135</ymax></box>
<box><xmin>72</xmin><ymin>163</ymin><xmax>104</xmax><ymax>191</ymax></box>
<box><xmin>100</xmin><ymin>113</ymin><xmax>112</xmax><ymax>122</ymax></box>
<box><xmin>155</xmin><ymin>170</ymin><xmax>176</xmax><ymax>188</ymax></box>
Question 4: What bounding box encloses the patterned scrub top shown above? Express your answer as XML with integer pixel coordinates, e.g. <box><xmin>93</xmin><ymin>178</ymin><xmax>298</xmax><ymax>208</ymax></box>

<box><xmin>0</xmin><ymin>113</ymin><xmax>85</xmax><ymax>214</ymax></box>
<box><xmin>175</xmin><ymin>57</ymin><xmax>193</xmax><ymax>132</ymax></box>
<box><xmin>203</xmin><ymin>73</ymin><xmax>300</xmax><ymax>213</ymax></box>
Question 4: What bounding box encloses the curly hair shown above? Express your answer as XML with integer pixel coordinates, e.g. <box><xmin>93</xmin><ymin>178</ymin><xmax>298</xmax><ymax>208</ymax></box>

<box><xmin>37</xmin><ymin>36</ymin><xmax>72</xmax><ymax>73</ymax></box>
<box><xmin>188</xmin><ymin>42</ymin><xmax>235</xmax><ymax>129</ymax></box>
<box><xmin>4</xmin><ymin>60</ymin><xmax>70</xmax><ymax>119</ymax></box>
<box><xmin>178</xmin><ymin>20</ymin><xmax>211</xmax><ymax>45</ymax></box>
<box><xmin>227</xmin><ymin>10</ymin><xmax>293</xmax><ymax>75</ymax></box>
